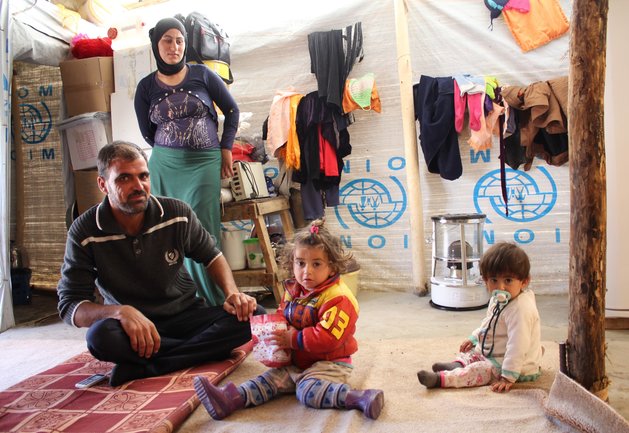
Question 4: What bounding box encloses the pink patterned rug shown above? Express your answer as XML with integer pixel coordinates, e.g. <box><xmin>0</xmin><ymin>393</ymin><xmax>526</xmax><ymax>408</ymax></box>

<box><xmin>0</xmin><ymin>341</ymin><xmax>252</xmax><ymax>433</ymax></box>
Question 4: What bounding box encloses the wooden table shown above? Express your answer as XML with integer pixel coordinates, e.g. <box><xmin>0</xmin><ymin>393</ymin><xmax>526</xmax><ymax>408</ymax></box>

<box><xmin>221</xmin><ymin>196</ymin><xmax>294</xmax><ymax>303</ymax></box>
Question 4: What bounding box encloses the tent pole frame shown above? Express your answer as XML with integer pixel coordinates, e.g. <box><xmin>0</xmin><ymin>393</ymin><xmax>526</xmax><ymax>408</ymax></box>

<box><xmin>394</xmin><ymin>0</ymin><xmax>427</xmax><ymax>295</ymax></box>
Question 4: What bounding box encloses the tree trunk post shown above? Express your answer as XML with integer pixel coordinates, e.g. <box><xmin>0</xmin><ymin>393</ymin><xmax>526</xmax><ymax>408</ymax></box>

<box><xmin>567</xmin><ymin>0</ymin><xmax>609</xmax><ymax>401</ymax></box>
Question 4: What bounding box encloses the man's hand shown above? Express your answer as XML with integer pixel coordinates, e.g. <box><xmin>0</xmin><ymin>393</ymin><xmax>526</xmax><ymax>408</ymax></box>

<box><xmin>207</xmin><ymin>255</ymin><xmax>256</xmax><ymax>321</ymax></box>
<box><xmin>491</xmin><ymin>377</ymin><xmax>514</xmax><ymax>393</ymax></box>
<box><xmin>224</xmin><ymin>292</ymin><xmax>257</xmax><ymax>321</ymax></box>
<box><xmin>116</xmin><ymin>305</ymin><xmax>161</xmax><ymax>358</ymax></box>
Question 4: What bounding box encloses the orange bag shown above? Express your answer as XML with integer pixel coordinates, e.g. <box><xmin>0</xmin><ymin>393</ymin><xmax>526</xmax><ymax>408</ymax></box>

<box><xmin>502</xmin><ymin>0</ymin><xmax>569</xmax><ymax>52</ymax></box>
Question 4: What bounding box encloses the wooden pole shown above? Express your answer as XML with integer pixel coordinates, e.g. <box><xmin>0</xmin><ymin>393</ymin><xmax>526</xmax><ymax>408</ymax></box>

<box><xmin>567</xmin><ymin>0</ymin><xmax>609</xmax><ymax>400</ymax></box>
<box><xmin>393</xmin><ymin>0</ymin><xmax>427</xmax><ymax>295</ymax></box>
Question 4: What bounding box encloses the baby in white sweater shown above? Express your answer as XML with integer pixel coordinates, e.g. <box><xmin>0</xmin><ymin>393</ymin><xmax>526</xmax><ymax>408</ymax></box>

<box><xmin>418</xmin><ymin>241</ymin><xmax>542</xmax><ymax>393</ymax></box>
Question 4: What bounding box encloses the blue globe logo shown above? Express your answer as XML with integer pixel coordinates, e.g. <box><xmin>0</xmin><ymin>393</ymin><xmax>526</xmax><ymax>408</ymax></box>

<box><xmin>335</xmin><ymin>177</ymin><xmax>406</xmax><ymax>229</ymax></box>
<box><xmin>474</xmin><ymin>167</ymin><xmax>557</xmax><ymax>223</ymax></box>
<box><xmin>19</xmin><ymin>102</ymin><xmax>52</xmax><ymax>144</ymax></box>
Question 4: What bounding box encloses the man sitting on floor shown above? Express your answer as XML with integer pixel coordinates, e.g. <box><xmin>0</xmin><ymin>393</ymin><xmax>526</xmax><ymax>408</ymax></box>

<box><xmin>57</xmin><ymin>141</ymin><xmax>263</xmax><ymax>386</ymax></box>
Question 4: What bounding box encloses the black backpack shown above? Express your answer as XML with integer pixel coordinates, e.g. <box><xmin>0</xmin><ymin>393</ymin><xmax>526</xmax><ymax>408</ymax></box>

<box><xmin>175</xmin><ymin>12</ymin><xmax>230</xmax><ymax>65</ymax></box>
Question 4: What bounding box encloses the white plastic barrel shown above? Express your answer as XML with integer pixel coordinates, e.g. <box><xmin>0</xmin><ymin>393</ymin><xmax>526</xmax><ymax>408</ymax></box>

<box><xmin>221</xmin><ymin>228</ymin><xmax>247</xmax><ymax>271</ymax></box>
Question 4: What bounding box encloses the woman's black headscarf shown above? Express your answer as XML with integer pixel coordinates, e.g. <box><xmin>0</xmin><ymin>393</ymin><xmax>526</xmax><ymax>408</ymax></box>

<box><xmin>149</xmin><ymin>17</ymin><xmax>187</xmax><ymax>75</ymax></box>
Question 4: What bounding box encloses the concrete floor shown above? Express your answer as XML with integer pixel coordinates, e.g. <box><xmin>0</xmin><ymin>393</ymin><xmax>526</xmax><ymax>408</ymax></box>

<box><xmin>354</xmin><ymin>291</ymin><xmax>629</xmax><ymax>421</ymax></box>
<box><xmin>2</xmin><ymin>290</ymin><xmax>628</xmax><ymax>421</ymax></box>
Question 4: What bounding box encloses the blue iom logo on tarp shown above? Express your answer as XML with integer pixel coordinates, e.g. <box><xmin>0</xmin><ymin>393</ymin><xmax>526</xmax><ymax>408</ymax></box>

<box><xmin>473</xmin><ymin>167</ymin><xmax>557</xmax><ymax>224</ymax></box>
<box><xmin>17</xmin><ymin>86</ymin><xmax>53</xmax><ymax>145</ymax></box>
<box><xmin>19</xmin><ymin>102</ymin><xmax>53</xmax><ymax>144</ymax></box>
<box><xmin>335</xmin><ymin>176</ymin><xmax>406</xmax><ymax>229</ymax></box>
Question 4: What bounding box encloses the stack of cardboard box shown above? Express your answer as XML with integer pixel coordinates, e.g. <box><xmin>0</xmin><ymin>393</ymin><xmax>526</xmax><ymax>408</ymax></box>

<box><xmin>59</xmin><ymin>56</ymin><xmax>114</xmax><ymax>214</ymax></box>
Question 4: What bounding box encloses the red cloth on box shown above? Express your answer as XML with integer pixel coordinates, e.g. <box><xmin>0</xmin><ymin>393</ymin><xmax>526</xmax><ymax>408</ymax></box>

<box><xmin>71</xmin><ymin>38</ymin><xmax>113</xmax><ymax>59</ymax></box>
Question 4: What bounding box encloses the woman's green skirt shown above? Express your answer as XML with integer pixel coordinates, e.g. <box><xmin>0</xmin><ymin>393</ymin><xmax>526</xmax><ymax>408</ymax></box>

<box><xmin>149</xmin><ymin>146</ymin><xmax>224</xmax><ymax>306</ymax></box>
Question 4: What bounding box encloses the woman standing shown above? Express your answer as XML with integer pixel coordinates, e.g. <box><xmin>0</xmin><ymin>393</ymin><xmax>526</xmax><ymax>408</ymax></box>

<box><xmin>135</xmin><ymin>17</ymin><xmax>239</xmax><ymax>305</ymax></box>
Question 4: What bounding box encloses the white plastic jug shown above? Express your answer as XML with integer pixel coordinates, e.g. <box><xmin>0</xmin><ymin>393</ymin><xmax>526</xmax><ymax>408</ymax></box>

<box><xmin>244</xmin><ymin>238</ymin><xmax>266</xmax><ymax>269</ymax></box>
<box><xmin>221</xmin><ymin>228</ymin><xmax>247</xmax><ymax>271</ymax></box>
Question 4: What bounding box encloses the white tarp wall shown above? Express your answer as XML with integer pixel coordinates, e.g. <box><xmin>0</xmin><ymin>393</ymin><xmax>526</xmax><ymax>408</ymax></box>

<box><xmin>89</xmin><ymin>0</ymin><xmax>572</xmax><ymax>295</ymax></box>
<box><xmin>407</xmin><ymin>0</ymin><xmax>571</xmax><ymax>294</ymax></box>
<box><xmin>223</xmin><ymin>0</ymin><xmax>570</xmax><ymax>295</ymax></box>
<box><xmin>0</xmin><ymin>0</ymin><xmax>576</xmax><ymax>332</ymax></box>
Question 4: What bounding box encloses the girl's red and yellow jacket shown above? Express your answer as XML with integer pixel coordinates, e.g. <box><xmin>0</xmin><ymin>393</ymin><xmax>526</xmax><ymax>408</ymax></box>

<box><xmin>278</xmin><ymin>274</ymin><xmax>359</xmax><ymax>370</ymax></box>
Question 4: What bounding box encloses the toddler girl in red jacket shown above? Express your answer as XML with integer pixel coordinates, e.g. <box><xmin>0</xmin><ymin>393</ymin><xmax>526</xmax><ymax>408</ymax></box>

<box><xmin>194</xmin><ymin>219</ymin><xmax>384</xmax><ymax>420</ymax></box>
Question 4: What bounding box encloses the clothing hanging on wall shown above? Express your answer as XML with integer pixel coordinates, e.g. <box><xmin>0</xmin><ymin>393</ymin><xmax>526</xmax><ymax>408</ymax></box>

<box><xmin>342</xmin><ymin>72</ymin><xmax>382</xmax><ymax>114</ymax></box>
<box><xmin>502</xmin><ymin>0</ymin><xmax>569</xmax><ymax>53</ymax></box>
<box><xmin>293</xmin><ymin>91</ymin><xmax>352</xmax><ymax>220</ymax></box>
<box><xmin>411</xmin><ymin>74</ymin><xmax>568</xmax><ymax>216</ymax></box>
<box><xmin>412</xmin><ymin>74</ymin><xmax>569</xmax><ymax>177</ymax></box>
<box><xmin>452</xmin><ymin>74</ymin><xmax>505</xmax><ymax>152</ymax></box>
<box><xmin>501</xmin><ymin>76</ymin><xmax>568</xmax><ymax>170</ymax></box>
<box><xmin>266</xmin><ymin>89</ymin><xmax>304</xmax><ymax>169</ymax></box>
<box><xmin>308</xmin><ymin>22</ymin><xmax>364</xmax><ymax>110</ymax></box>
<box><xmin>264</xmin><ymin>22</ymin><xmax>364</xmax><ymax>220</ymax></box>
<box><xmin>413</xmin><ymin>75</ymin><xmax>463</xmax><ymax>181</ymax></box>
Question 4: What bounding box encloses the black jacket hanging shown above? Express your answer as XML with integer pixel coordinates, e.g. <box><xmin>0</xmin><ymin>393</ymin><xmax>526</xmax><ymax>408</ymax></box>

<box><xmin>413</xmin><ymin>75</ymin><xmax>463</xmax><ymax>181</ymax></box>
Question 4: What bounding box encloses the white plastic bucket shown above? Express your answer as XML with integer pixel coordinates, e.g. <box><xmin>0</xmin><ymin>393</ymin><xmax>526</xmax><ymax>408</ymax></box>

<box><xmin>221</xmin><ymin>228</ymin><xmax>247</xmax><ymax>271</ymax></box>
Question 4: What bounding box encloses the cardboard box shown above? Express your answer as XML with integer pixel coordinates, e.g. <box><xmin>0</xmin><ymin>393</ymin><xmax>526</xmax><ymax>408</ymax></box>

<box><xmin>60</xmin><ymin>57</ymin><xmax>114</xmax><ymax>116</ymax></box>
<box><xmin>57</xmin><ymin>112</ymin><xmax>112</xmax><ymax>170</ymax></box>
<box><xmin>74</xmin><ymin>169</ymin><xmax>105</xmax><ymax>214</ymax></box>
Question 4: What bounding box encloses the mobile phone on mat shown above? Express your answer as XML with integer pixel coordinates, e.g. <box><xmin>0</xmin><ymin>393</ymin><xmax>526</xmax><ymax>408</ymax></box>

<box><xmin>75</xmin><ymin>373</ymin><xmax>108</xmax><ymax>389</ymax></box>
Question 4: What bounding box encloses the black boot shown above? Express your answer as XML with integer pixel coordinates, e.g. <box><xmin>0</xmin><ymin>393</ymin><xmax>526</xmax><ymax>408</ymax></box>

<box><xmin>194</xmin><ymin>376</ymin><xmax>245</xmax><ymax>420</ymax></box>
<box><xmin>417</xmin><ymin>370</ymin><xmax>440</xmax><ymax>388</ymax></box>
<box><xmin>345</xmin><ymin>389</ymin><xmax>384</xmax><ymax>419</ymax></box>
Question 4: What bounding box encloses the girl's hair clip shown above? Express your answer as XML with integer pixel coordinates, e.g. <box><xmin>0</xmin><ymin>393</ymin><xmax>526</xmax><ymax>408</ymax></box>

<box><xmin>310</xmin><ymin>225</ymin><xmax>319</xmax><ymax>235</ymax></box>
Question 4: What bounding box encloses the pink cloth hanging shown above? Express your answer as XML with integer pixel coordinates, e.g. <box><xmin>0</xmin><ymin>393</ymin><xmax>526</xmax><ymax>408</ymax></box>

<box><xmin>504</xmin><ymin>0</ymin><xmax>530</xmax><ymax>13</ymax></box>
<box><xmin>453</xmin><ymin>79</ymin><xmax>483</xmax><ymax>133</ymax></box>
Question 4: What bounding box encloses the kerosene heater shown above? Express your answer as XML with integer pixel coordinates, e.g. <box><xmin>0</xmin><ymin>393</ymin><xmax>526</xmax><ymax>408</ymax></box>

<box><xmin>430</xmin><ymin>213</ymin><xmax>488</xmax><ymax>310</ymax></box>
